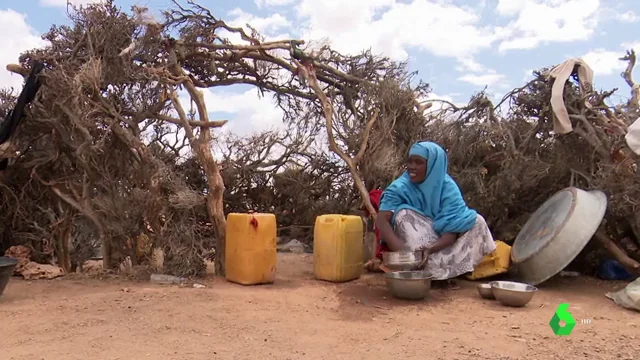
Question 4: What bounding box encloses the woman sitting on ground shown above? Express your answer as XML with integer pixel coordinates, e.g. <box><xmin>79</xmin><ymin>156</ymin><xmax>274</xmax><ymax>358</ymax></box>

<box><xmin>375</xmin><ymin>141</ymin><xmax>497</xmax><ymax>287</ymax></box>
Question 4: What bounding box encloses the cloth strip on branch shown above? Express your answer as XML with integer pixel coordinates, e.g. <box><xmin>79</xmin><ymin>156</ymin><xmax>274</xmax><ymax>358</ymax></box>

<box><xmin>544</xmin><ymin>58</ymin><xmax>594</xmax><ymax>135</ymax></box>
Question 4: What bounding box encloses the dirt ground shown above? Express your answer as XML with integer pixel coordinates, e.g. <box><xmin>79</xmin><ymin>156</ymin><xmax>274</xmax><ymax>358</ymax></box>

<box><xmin>1</xmin><ymin>253</ymin><xmax>637</xmax><ymax>360</ymax></box>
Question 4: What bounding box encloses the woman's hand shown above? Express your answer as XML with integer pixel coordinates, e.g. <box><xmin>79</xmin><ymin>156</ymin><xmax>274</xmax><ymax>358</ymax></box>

<box><xmin>364</xmin><ymin>258</ymin><xmax>380</xmax><ymax>272</ymax></box>
<box><xmin>375</xmin><ymin>211</ymin><xmax>405</xmax><ymax>251</ymax></box>
<box><xmin>415</xmin><ymin>246</ymin><xmax>432</xmax><ymax>270</ymax></box>
<box><xmin>427</xmin><ymin>233</ymin><xmax>458</xmax><ymax>254</ymax></box>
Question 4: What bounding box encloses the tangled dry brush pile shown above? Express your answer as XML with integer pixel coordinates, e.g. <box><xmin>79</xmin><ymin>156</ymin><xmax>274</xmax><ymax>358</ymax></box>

<box><xmin>0</xmin><ymin>1</ymin><xmax>639</xmax><ymax>277</ymax></box>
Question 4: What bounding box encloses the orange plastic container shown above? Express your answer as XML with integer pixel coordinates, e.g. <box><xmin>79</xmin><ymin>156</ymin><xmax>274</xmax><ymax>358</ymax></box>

<box><xmin>466</xmin><ymin>240</ymin><xmax>511</xmax><ymax>280</ymax></box>
<box><xmin>225</xmin><ymin>213</ymin><xmax>277</xmax><ymax>285</ymax></box>
<box><xmin>313</xmin><ymin>214</ymin><xmax>363</xmax><ymax>282</ymax></box>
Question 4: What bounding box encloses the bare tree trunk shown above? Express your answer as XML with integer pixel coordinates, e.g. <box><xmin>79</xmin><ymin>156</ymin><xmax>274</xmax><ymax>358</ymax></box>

<box><xmin>53</xmin><ymin>215</ymin><xmax>73</xmax><ymax>273</ymax></box>
<box><xmin>300</xmin><ymin>64</ymin><xmax>378</xmax><ymax>220</ymax></box>
<box><xmin>170</xmin><ymin>91</ymin><xmax>227</xmax><ymax>274</ymax></box>
<box><xmin>166</xmin><ymin>48</ymin><xmax>229</xmax><ymax>275</ymax></box>
<box><xmin>197</xmin><ymin>129</ymin><xmax>227</xmax><ymax>275</ymax></box>
<box><xmin>48</xmin><ymin>185</ymin><xmax>107</xmax><ymax>269</ymax></box>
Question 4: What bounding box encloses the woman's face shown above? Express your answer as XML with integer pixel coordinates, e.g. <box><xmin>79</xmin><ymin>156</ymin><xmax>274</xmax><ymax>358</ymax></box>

<box><xmin>407</xmin><ymin>155</ymin><xmax>427</xmax><ymax>183</ymax></box>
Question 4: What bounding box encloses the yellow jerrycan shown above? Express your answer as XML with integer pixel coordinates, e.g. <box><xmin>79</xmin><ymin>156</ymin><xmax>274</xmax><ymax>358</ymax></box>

<box><xmin>465</xmin><ymin>240</ymin><xmax>511</xmax><ymax>280</ymax></box>
<box><xmin>313</xmin><ymin>214</ymin><xmax>363</xmax><ymax>282</ymax></box>
<box><xmin>225</xmin><ymin>213</ymin><xmax>277</xmax><ymax>285</ymax></box>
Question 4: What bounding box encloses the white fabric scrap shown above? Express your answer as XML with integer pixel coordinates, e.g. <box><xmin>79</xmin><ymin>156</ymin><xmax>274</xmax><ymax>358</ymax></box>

<box><xmin>544</xmin><ymin>58</ymin><xmax>594</xmax><ymax>135</ymax></box>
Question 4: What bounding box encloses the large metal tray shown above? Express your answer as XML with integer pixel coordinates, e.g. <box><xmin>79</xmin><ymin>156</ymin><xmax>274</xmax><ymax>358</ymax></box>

<box><xmin>510</xmin><ymin>187</ymin><xmax>607</xmax><ymax>285</ymax></box>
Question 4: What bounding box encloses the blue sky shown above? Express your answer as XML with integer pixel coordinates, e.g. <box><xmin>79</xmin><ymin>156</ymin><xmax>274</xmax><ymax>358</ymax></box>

<box><xmin>1</xmin><ymin>0</ymin><xmax>639</xmax><ymax>135</ymax></box>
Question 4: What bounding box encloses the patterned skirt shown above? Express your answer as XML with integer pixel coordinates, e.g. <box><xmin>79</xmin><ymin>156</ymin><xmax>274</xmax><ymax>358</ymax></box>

<box><xmin>393</xmin><ymin>209</ymin><xmax>497</xmax><ymax>280</ymax></box>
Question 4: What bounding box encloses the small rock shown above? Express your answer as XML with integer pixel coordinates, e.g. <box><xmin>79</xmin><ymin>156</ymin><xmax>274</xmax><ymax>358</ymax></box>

<box><xmin>511</xmin><ymin>325</ymin><xmax>520</xmax><ymax>329</ymax></box>
<box><xmin>82</xmin><ymin>260</ymin><xmax>104</xmax><ymax>276</ymax></box>
<box><xmin>193</xmin><ymin>283</ymin><xmax>206</xmax><ymax>288</ymax></box>
<box><xmin>277</xmin><ymin>239</ymin><xmax>305</xmax><ymax>254</ymax></box>
<box><xmin>19</xmin><ymin>262</ymin><xmax>64</xmax><ymax>280</ymax></box>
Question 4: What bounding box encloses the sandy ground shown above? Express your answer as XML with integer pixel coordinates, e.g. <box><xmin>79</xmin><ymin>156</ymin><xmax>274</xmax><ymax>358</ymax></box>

<box><xmin>0</xmin><ymin>253</ymin><xmax>638</xmax><ymax>360</ymax></box>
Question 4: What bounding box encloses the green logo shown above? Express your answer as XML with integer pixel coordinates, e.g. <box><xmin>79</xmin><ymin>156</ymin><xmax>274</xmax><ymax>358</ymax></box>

<box><xmin>549</xmin><ymin>303</ymin><xmax>576</xmax><ymax>336</ymax></box>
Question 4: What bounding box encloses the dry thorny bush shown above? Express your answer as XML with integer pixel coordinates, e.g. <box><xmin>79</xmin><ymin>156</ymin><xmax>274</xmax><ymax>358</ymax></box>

<box><xmin>0</xmin><ymin>1</ymin><xmax>429</xmax><ymax>276</ymax></box>
<box><xmin>0</xmin><ymin>3</ymin><xmax>215</xmax><ymax>276</ymax></box>
<box><xmin>1</xmin><ymin>0</ymin><xmax>639</xmax><ymax>277</ymax></box>
<box><xmin>217</xmin><ymin>126</ymin><xmax>357</xmax><ymax>242</ymax></box>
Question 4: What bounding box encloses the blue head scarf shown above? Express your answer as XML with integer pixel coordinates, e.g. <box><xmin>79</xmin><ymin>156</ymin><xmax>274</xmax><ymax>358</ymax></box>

<box><xmin>378</xmin><ymin>141</ymin><xmax>477</xmax><ymax>235</ymax></box>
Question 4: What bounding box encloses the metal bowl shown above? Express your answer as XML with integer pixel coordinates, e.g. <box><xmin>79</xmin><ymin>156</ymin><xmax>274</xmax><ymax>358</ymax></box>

<box><xmin>490</xmin><ymin>281</ymin><xmax>537</xmax><ymax>307</ymax></box>
<box><xmin>0</xmin><ymin>256</ymin><xmax>18</xmax><ymax>297</ymax></box>
<box><xmin>384</xmin><ymin>271</ymin><xmax>432</xmax><ymax>300</ymax></box>
<box><xmin>477</xmin><ymin>283</ymin><xmax>495</xmax><ymax>300</ymax></box>
<box><xmin>510</xmin><ymin>187</ymin><xmax>607</xmax><ymax>285</ymax></box>
<box><xmin>382</xmin><ymin>250</ymin><xmax>424</xmax><ymax>271</ymax></box>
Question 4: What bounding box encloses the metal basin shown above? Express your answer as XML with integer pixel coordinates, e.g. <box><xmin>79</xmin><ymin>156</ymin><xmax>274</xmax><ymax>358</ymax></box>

<box><xmin>0</xmin><ymin>256</ymin><xmax>18</xmax><ymax>297</ymax></box>
<box><xmin>477</xmin><ymin>283</ymin><xmax>495</xmax><ymax>300</ymax></box>
<box><xmin>384</xmin><ymin>271</ymin><xmax>432</xmax><ymax>300</ymax></box>
<box><xmin>511</xmin><ymin>187</ymin><xmax>607</xmax><ymax>285</ymax></box>
<box><xmin>490</xmin><ymin>281</ymin><xmax>537</xmax><ymax>307</ymax></box>
<box><xmin>382</xmin><ymin>250</ymin><xmax>424</xmax><ymax>271</ymax></box>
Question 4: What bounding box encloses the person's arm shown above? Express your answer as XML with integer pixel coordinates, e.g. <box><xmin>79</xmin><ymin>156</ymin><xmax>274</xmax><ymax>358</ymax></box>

<box><xmin>426</xmin><ymin>232</ymin><xmax>458</xmax><ymax>254</ymax></box>
<box><xmin>417</xmin><ymin>232</ymin><xmax>458</xmax><ymax>269</ymax></box>
<box><xmin>375</xmin><ymin>211</ymin><xmax>405</xmax><ymax>251</ymax></box>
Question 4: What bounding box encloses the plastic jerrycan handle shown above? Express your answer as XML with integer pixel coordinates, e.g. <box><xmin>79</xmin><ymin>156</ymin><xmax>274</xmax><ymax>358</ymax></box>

<box><xmin>322</xmin><ymin>216</ymin><xmax>335</xmax><ymax>223</ymax></box>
